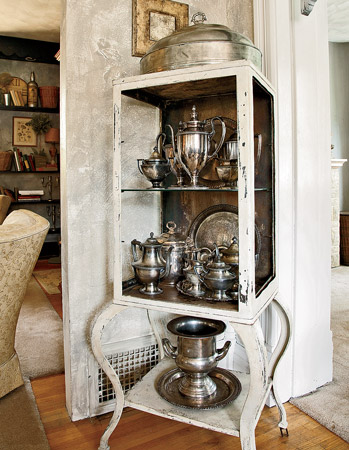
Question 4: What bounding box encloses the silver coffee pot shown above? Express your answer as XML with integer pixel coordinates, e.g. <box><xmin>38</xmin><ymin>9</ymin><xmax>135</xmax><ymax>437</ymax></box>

<box><xmin>167</xmin><ymin>105</ymin><xmax>226</xmax><ymax>188</ymax></box>
<box><xmin>131</xmin><ymin>233</ymin><xmax>173</xmax><ymax>295</ymax></box>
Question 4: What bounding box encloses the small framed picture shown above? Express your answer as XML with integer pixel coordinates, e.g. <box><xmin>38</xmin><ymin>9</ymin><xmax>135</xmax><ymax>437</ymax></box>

<box><xmin>132</xmin><ymin>0</ymin><xmax>189</xmax><ymax>57</ymax></box>
<box><xmin>12</xmin><ymin>116</ymin><xmax>37</xmax><ymax>147</ymax></box>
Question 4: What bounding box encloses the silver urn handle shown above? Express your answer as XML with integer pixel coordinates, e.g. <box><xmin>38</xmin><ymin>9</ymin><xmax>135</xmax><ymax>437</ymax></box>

<box><xmin>155</xmin><ymin>132</ymin><xmax>167</xmax><ymax>155</ymax></box>
<box><xmin>137</xmin><ymin>159</ymin><xmax>145</xmax><ymax>175</ymax></box>
<box><xmin>131</xmin><ymin>239</ymin><xmax>142</xmax><ymax>262</ymax></box>
<box><xmin>162</xmin><ymin>338</ymin><xmax>177</xmax><ymax>359</ymax></box>
<box><xmin>215</xmin><ymin>341</ymin><xmax>232</xmax><ymax>362</ymax></box>
<box><xmin>193</xmin><ymin>263</ymin><xmax>208</xmax><ymax>284</ymax></box>
<box><xmin>160</xmin><ymin>245</ymin><xmax>174</xmax><ymax>279</ymax></box>
<box><xmin>165</xmin><ymin>124</ymin><xmax>185</xmax><ymax>179</ymax></box>
<box><xmin>207</xmin><ymin>116</ymin><xmax>226</xmax><ymax>162</ymax></box>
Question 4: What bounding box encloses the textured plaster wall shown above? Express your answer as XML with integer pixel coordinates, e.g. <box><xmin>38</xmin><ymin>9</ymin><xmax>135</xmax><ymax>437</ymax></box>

<box><xmin>226</xmin><ymin>0</ymin><xmax>254</xmax><ymax>41</ymax></box>
<box><xmin>61</xmin><ymin>0</ymin><xmax>253</xmax><ymax>420</ymax></box>
<box><xmin>329</xmin><ymin>43</ymin><xmax>349</xmax><ymax>212</ymax></box>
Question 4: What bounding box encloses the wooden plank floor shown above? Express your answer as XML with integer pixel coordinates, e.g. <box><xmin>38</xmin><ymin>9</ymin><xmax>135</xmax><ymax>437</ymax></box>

<box><xmin>31</xmin><ymin>374</ymin><xmax>349</xmax><ymax>450</ymax></box>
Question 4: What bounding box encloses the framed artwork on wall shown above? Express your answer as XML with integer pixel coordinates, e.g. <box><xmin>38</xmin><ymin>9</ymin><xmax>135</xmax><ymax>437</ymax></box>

<box><xmin>132</xmin><ymin>0</ymin><xmax>189</xmax><ymax>57</ymax></box>
<box><xmin>12</xmin><ymin>116</ymin><xmax>37</xmax><ymax>147</ymax></box>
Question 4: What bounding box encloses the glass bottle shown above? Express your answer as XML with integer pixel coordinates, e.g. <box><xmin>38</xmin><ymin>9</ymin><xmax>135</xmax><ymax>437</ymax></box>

<box><xmin>27</xmin><ymin>72</ymin><xmax>38</xmax><ymax>107</ymax></box>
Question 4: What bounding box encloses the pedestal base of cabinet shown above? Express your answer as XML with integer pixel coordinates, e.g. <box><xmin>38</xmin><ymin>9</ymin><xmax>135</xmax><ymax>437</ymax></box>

<box><xmin>125</xmin><ymin>358</ymin><xmax>251</xmax><ymax>437</ymax></box>
<box><xmin>91</xmin><ymin>299</ymin><xmax>291</xmax><ymax>450</ymax></box>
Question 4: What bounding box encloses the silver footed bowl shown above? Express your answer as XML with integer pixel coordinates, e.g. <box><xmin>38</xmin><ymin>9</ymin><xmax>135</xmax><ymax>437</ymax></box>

<box><xmin>162</xmin><ymin>316</ymin><xmax>231</xmax><ymax>399</ymax></box>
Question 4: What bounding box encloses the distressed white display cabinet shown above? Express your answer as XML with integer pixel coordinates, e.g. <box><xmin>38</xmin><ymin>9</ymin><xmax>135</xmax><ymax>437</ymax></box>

<box><xmin>92</xmin><ymin>61</ymin><xmax>291</xmax><ymax>450</ymax></box>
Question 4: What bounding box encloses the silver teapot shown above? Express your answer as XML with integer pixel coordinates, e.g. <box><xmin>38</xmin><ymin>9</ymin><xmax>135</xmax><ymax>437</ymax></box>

<box><xmin>195</xmin><ymin>245</ymin><xmax>235</xmax><ymax>301</ymax></box>
<box><xmin>157</xmin><ymin>221</ymin><xmax>188</xmax><ymax>286</ymax></box>
<box><xmin>131</xmin><ymin>233</ymin><xmax>173</xmax><ymax>295</ymax></box>
<box><xmin>167</xmin><ymin>105</ymin><xmax>226</xmax><ymax>188</ymax></box>
<box><xmin>137</xmin><ymin>133</ymin><xmax>171</xmax><ymax>188</ymax></box>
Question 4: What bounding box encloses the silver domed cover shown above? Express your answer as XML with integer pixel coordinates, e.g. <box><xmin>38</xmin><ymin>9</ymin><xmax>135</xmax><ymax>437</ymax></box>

<box><xmin>140</xmin><ymin>15</ymin><xmax>262</xmax><ymax>74</ymax></box>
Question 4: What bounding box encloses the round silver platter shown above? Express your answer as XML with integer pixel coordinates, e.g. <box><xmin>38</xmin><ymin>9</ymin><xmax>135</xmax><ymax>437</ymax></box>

<box><xmin>156</xmin><ymin>367</ymin><xmax>242</xmax><ymax>410</ymax></box>
<box><xmin>176</xmin><ymin>280</ymin><xmax>237</xmax><ymax>303</ymax></box>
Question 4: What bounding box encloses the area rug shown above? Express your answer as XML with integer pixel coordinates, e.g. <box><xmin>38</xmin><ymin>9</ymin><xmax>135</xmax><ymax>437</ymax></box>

<box><xmin>15</xmin><ymin>276</ymin><xmax>64</xmax><ymax>379</ymax></box>
<box><xmin>290</xmin><ymin>266</ymin><xmax>349</xmax><ymax>442</ymax></box>
<box><xmin>33</xmin><ymin>268</ymin><xmax>62</xmax><ymax>294</ymax></box>
<box><xmin>0</xmin><ymin>274</ymin><xmax>64</xmax><ymax>449</ymax></box>
<box><xmin>0</xmin><ymin>380</ymin><xmax>50</xmax><ymax>450</ymax></box>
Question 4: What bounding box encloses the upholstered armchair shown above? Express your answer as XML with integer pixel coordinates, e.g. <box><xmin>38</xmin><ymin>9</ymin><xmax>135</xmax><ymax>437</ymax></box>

<box><xmin>0</xmin><ymin>210</ymin><xmax>49</xmax><ymax>398</ymax></box>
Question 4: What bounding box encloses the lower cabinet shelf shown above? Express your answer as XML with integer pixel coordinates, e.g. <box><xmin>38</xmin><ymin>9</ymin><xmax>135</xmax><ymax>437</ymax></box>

<box><xmin>124</xmin><ymin>358</ymin><xmax>251</xmax><ymax>437</ymax></box>
<box><xmin>92</xmin><ymin>299</ymin><xmax>290</xmax><ymax>450</ymax></box>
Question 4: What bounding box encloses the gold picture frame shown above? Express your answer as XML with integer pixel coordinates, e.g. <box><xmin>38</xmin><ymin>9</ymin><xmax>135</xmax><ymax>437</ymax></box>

<box><xmin>12</xmin><ymin>116</ymin><xmax>37</xmax><ymax>147</ymax></box>
<box><xmin>132</xmin><ymin>0</ymin><xmax>189</xmax><ymax>57</ymax></box>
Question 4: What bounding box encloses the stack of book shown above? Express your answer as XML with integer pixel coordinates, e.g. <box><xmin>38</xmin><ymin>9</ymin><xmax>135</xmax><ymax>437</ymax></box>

<box><xmin>13</xmin><ymin>148</ymin><xmax>37</xmax><ymax>172</ymax></box>
<box><xmin>9</xmin><ymin>89</ymin><xmax>26</xmax><ymax>106</ymax></box>
<box><xmin>17</xmin><ymin>189</ymin><xmax>44</xmax><ymax>202</ymax></box>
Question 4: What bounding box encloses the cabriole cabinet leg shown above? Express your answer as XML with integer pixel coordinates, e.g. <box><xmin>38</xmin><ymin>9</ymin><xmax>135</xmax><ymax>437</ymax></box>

<box><xmin>232</xmin><ymin>319</ymin><xmax>269</xmax><ymax>450</ymax></box>
<box><xmin>269</xmin><ymin>298</ymin><xmax>291</xmax><ymax>434</ymax></box>
<box><xmin>91</xmin><ymin>303</ymin><xmax>128</xmax><ymax>450</ymax></box>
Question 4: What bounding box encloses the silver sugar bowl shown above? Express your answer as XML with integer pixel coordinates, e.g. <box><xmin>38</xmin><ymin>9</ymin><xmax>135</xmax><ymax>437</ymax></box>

<box><xmin>182</xmin><ymin>246</ymin><xmax>211</xmax><ymax>296</ymax></box>
<box><xmin>131</xmin><ymin>233</ymin><xmax>173</xmax><ymax>295</ymax></box>
<box><xmin>216</xmin><ymin>162</ymin><xmax>238</xmax><ymax>188</ymax></box>
<box><xmin>162</xmin><ymin>316</ymin><xmax>231</xmax><ymax>398</ymax></box>
<box><xmin>195</xmin><ymin>245</ymin><xmax>235</xmax><ymax>301</ymax></box>
<box><xmin>137</xmin><ymin>133</ymin><xmax>171</xmax><ymax>188</ymax></box>
<box><xmin>216</xmin><ymin>131</ymin><xmax>239</xmax><ymax>187</ymax></box>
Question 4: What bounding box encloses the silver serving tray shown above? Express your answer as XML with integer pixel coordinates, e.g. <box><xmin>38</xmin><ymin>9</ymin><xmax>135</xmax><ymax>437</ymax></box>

<box><xmin>187</xmin><ymin>204</ymin><xmax>262</xmax><ymax>264</ymax></box>
<box><xmin>156</xmin><ymin>367</ymin><xmax>242</xmax><ymax>410</ymax></box>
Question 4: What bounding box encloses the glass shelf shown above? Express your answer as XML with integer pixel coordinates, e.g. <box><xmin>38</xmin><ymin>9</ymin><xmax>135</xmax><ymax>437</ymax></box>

<box><xmin>121</xmin><ymin>187</ymin><xmax>271</xmax><ymax>193</ymax></box>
